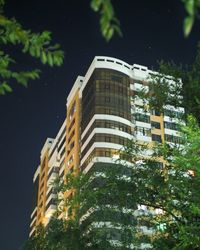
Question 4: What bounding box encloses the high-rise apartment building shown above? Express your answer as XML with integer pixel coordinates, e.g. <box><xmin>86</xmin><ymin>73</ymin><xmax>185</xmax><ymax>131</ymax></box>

<box><xmin>29</xmin><ymin>56</ymin><xmax>184</xmax><ymax>238</ymax></box>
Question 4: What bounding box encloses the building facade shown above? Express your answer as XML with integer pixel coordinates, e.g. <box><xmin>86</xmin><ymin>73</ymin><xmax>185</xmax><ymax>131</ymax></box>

<box><xmin>29</xmin><ymin>56</ymin><xmax>184</xmax><ymax>241</ymax></box>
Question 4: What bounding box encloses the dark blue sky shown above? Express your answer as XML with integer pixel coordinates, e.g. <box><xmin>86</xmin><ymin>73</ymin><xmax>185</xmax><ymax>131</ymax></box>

<box><xmin>0</xmin><ymin>1</ymin><xmax>199</xmax><ymax>249</ymax></box>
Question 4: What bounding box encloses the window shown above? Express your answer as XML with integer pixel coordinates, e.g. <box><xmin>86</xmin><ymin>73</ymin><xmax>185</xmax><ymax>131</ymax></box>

<box><xmin>58</xmin><ymin>137</ymin><xmax>66</xmax><ymax>152</ymax></box>
<box><xmin>118</xmin><ymin>99</ymin><xmax>124</xmax><ymax>105</ymax></box>
<box><xmin>69</xmin><ymin>141</ymin><xmax>74</xmax><ymax>151</ymax></box>
<box><xmin>46</xmin><ymin>198</ymin><xmax>57</xmax><ymax>210</ymax></box>
<box><xmin>135</xmin><ymin>113</ymin><xmax>150</xmax><ymax>123</ymax></box>
<box><xmin>152</xmin><ymin>134</ymin><xmax>162</xmax><ymax>143</ymax></box>
<box><xmin>104</xmin><ymin>83</ymin><xmax>110</xmax><ymax>89</ymax></box>
<box><xmin>68</xmin><ymin>166</ymin><xmax>74</xmax><ymax>174</ymax></box>
<box><xmin>165</xmin><ymin>134</ymin><xmax>183</xmax><ymax>144</ymax></box>
<box><xmin>152</xmin><ymin>161</ymin><xmax>164</xmax><ymax>169</ymax></box>
<box><xmin>136</xmin><ymin>126</ymin><xmax>151</xmax><ymax>136</ymax></box>
<box><xmin>105</xmin><ymin>136</ymin><xmax>111</xmax><ymax>142</ymax></box>
<box><xmin>81</xmin><ymin>134</ymin><xmax>129</xmax><ymax>159</ymax></box>
<box><xmin>105</xmin><ymin>96</ymin><xmax>110</xmax><ymax>103</ymax></box>
<box><xmin>105</xmin><ymin>151</ymin><xmax>110</xmax><ymax>157</ymax></box>
<box><xmin>48</xmin><ymin>167</ymin><xmax>59</xmax><ymax>179</ymax></box>
<box><xmin>151</xmin><ymin>109</ymin><xmax>161</xmax><ymax>116</ymax></box>
<box><xmin>164</xmin><ymin>122</ymin><xmax>179</xmax><ymax>131</ymax></box>
<box><xmin>68</xmin><ymin>155</ymin><xmax>74</xmax><ymax>166</ymax></box>
<box><xmin>118</xmin><ymin>86</ymin><xmax>123</xmax><ymax>92</ymax></box>
<box><xmin>69</xmin><ymin>102</ymin><xmax>76</xmax><ymax>121</ymax></box>
<box><xmin>60</xmin><ymin>147</ymin><xmax>65</xmax><ymax>157</ymax></box>
<box><xmin>164</xmin><ymin>109</ymin><xmax>183</xmax><ymax>119</ymax></box>
<box><xmin>68</xmin><ymin>130</ymin><xmax>75</xmax><ymax>143</ymax></box>
<box><xmin>151</xmin><ymin>121</ymin><xmax>161</xmax><ymax>129</ymax></box>
<box><xmin>81</xmin><ymin>120</ymin><xmax>131</xmax><ymax>145</ymax></box>
<box><xmin>68</xmin><ymin>118</ymin><xmax>75</xmax><ymax>133</ymax></box>
<box><xmin>111</xmin><ymin>75</ymin><xmax>122</xmax><ymax>82</ymax></box>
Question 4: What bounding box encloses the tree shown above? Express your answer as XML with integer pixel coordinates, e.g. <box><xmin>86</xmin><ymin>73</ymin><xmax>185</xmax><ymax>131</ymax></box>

<box><xmin>1</xmin><ymin>0</ymin><xmax>199</xmax><ymax>95</ymax></box>
<box><xmin>56</xmin><ymin>165</ymin><xmax>141</xmax><ymax>249</ymax></box>
<box><xmin>0</xmin><ymin>0</ymin><xmax>120</xmax><ymax>95</ymax></box>
<box><xmin>126</xmin><ymin>115</ymin><xmax>200</xmax><ymax>249</ymax></box>
<box><xmin>91</xmin><ymin>0</ymin><xmax>200</xmax><ymax>40</ymax></box>
<box><xmin>133</xmin><ymin>41</ymin><xmax>200</xmax><ymax>122</ymax></box>
<box><xmin>90</xmin><ymin>0</ymin><xmax>122</xmax><ymax>41</ymax></box>
<box><xmin>182</xmin><ymin>0</ymin><xmax>200</xmax><ymax>37</ymax></box>
<box><xmin>21</xmin><ymin>218</ymin><xmax>83</xmax><ymax>250</ymax></box>
<box><xmin>0</xmin><ymin>0</ymin><xmax>64</xmax><ymax>94</ymax></box>
<box><xmin>22</xmin><ymin>115</ymin><xmax>200</xmax><ymax>250</ymax></box>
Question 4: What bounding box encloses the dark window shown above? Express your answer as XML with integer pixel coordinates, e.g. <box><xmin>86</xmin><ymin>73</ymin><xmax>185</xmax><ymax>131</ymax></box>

<box><xmin>68</xmin><ymin>118</ymin><xmax>75</xmax><ymax>133</ymax></box>
<box><xmin>49</xmin><ymin>128</ymin><xmax>66</xmax><ymax>159</ymax></box>
<box><xmin>151</xmin><ymin>109</ymin><xmax>161</xmax><ymax>116</ymax></box>
<box><xmin>164</xmin><ymin>122</ymin><xmax>179</xmax><ymax>131</ymax></box>
<box><xmin>165</xmin><ymin>134</ymin><xmax>183</xmax><ymax>144</ymax></box>
<box><xmin>58</xmin><ymin>137</ymin><xmax>66</xmax><ymax>152</ymax></box>
<box><xmin>135</xmin><ymin>113</ymin><xmax>150</xmax><ymax>123</ymax></box>
<box><xmin>105</xmin><ymin>136</ymin><xmax>111</xmax><ymax>142</ymax></box>
<box><xmin>82</xmin><ymin>120</ymin><xmax>131</xmax><ymax>145</ymax></box>
<box><xmin>164</xmin><ymin>109</ymin><xmax>183</xmax><ymax>119</ymax></box>
<box><xmin>81</xmin><ymin>68</ymin><xmax>131</xmax><ymax>131</ymax></box>
<box><xmin>69</xmin><ymin>141</ymin><xmax>74</xmax><ymax>150</ymax></box>
<box><xmin>81</xmin><ymin>134</ymin><xmax>129</xmax><ymax>159</ymax></box>
<box><xmin>105</xmin><ymin>96</ymin><xmax>110</xmax><ymax>103</ymax></box>
<box><xmin>48</xmin><ymin>167</ymin><xmax>59</xmax><ymax>179</ymax></box>
<box><xmin>151</xmin><ymin>121</ymin><xmax>161</xmax><ymax>129</ymax></box>
<box><xmin>152</xmin><ymin>134</ymin><xmax>162</xmax><ymax>143</ymax></box>
<box><xmin>105</xmin><ymin>151</ymin><xmax>110</xmax><ymax>157</ymax></box>
<box><xmin>60</xmin><ymin>147</ymin><xmax>65</xmax><ymax>157</ymax></box>
<box><xmin>68</xmin><ymin>166</ymin><xmax>74</xmax><ymax>174</ymax></box>
<box><xmin>81</xmin><ymin>148</ymin><xmax>121</xmax><ymax>170</ymax></box>
<box><xmin>68</xmin><ymin>130</ymin><xmax>75</xmax><ymax>143</ymax></box>
<box><xmin>46</xmin><ymin>198</ymin><xmax>57</xmax><ymax>211</ymax></box>
<box><xmin>152</xmin><ymin>162</ymin><xmax>164</xmax><ymax>168</ymax></box>
<box><xmin>104</xmin><ymin>83</ymin><xmax>110</xmax><ymax>89</ymax></box>
<box><xmin>136</xmin><ymin>126</ymin><xmax>151</xmax><ymax>136</ymax></box>
<box><xmin>69</xmin><ymin>102</ymin><xmax>76</xmax><ymax>120</ymax></box>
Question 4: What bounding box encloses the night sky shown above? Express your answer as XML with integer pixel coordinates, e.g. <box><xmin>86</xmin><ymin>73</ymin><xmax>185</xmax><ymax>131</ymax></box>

<box><xmin>0</xmin><ymin>1</ymin><xmax>199</xmax><ymax>249</ymax></box>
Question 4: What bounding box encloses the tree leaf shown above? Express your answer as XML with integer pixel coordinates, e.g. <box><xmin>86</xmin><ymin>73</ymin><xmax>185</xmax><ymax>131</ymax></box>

<box><xmin>2</xmin><ymin>82</ymin><xmax>12</xmax><ymax>92</ymax></box>
<box><xmin>185</xmin><ymin>0</ymin><xmax>195</xmax><ymax>15</ymax></box>
<box><xmin>29</xmin><ymin>46</ymin><xmax>35</xmax><ymax>57</ymax></box>
<box><xmin>103</xmin><ymin>0</ymin><xmax>114</xmax><ymax>20</ymax></box>
<box><xmin>90</xmin><ymin>0</ymin><xmax>102</xmax><ymax>12</ymax></box>
<box><xmin>47</xmin><ymin>52</ymin><xmax>53</xmax><ymax>66</ymax></box>
<box><xmin>105</xmin><ymin>27</ymin><xmax>114</xmax><ymax>41</ymax></box>
<box><xmin>41</xmin><ymin>51</ymin><xmax>47</xmax><ymax>64</ymax></box>
<box><xmin>183</xmin><ymin>16</ymin><xmax>194</xmax><ymax>37</ymax></box>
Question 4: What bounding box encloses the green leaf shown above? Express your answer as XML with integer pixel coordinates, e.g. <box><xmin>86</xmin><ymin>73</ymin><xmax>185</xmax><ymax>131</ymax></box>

<box><xmin>105</xmin><ymin>27</ymin><xmax>114</xmax><ymax>41</ymax></box>
<box><xmin>0</xmin><ymin>11</ymin><xmax>63</xmax><ymax>94</ymax></box>
<box><xmin>29</xmin><ymin>46</ymin><xmax>35</xmax><ymax>57</ymax></box>
<box><xmin>47</xmin><ymin>52</ymin><xmax>53</xmax><ymax>66</ymax></box>
<box><xmin>52</xmin><ymin>50</ymin><xmax>64</xmax><ymax>66</ymax></box>
<box><xmin>185</xmin><ymin>0</ymin><xmax>195</xmax><ymax>15</ymax></box>
<box><xmin>90</xmin><ymin>0</ymin><xmax>102</xmax><ymax>12</ymax></box>
<box><xmin>23</xmin><ymin>41</ymin><xmax>29</xmax><ymax>53</ymax></box>
<box><xmin>0</xmin><ymin>0</ymin><xmax>5</xmax><ymax>7</ymax></box>
<box><xmin>183</xmin><ymin>16</ymin><xmax>194</xmax><ymax>37</ymax></box>
<box><xmin>2</xmin><ymin>82</ymin><xmax>12</xmax><ymax>92</ymax></box>
<box><xmin>103</xmin><ymin>0</ymin><xmax>114</xmax><ymax>20</ymax></box>
<box><xmin>196</xmin><ymin>0</ymin><xmax>200</xmax><ymax>7</ymax></box>
<box><xmin>41</xmin><ymin>51</ymin><xmax>47</xmax><ymax>64</ymax></box>
<box><xmin>0</xmin><ymin>81</ymin><xmax>12</xmax><ymax>94</ymax></box>
<box><xmin>35</xmin><ymin>47</ymin><xmax>40</xmax><ymax>58</ymax></box>
<box><xmin>8</xmin><ymin>33</ymin><xmax>17</xmax><ymax>44</ymax></box>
